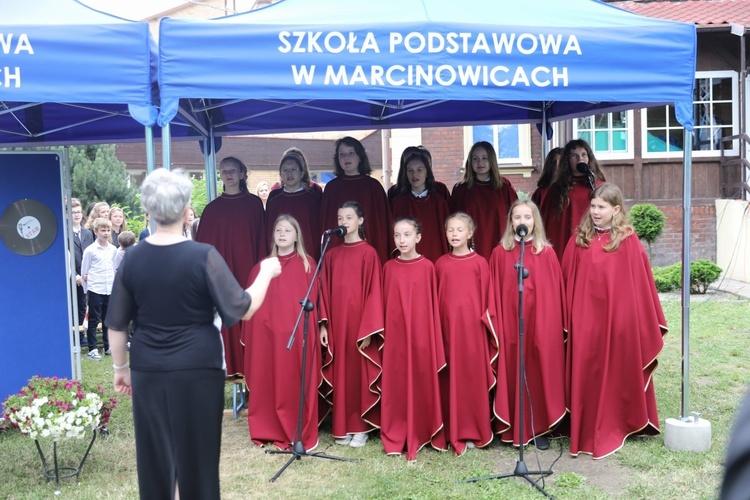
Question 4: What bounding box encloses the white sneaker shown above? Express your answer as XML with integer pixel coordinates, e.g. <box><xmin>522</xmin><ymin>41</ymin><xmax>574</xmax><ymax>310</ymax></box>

<box><xmin>334</xmin><ymin>434</ymin><xmax>353</xmax><ymax>446</ymax></box>
<box><xmin>466</xmin><ymin>441</ymin><xmax>476</xmax><ymax>449</ymax></box>
<box><xmin>350</xmin><ymin>433</ymin><xmax>369</xmax><ymax>448</ymax></box>
<box><xmin>104</xmin><ymin>348</ymin><xmax>112</xmax><ymax>355</ymax></box>
<box><xmin>87</xmin><ymin>349</ymin><xmax>102</xmax><ymax>360</ymax></box>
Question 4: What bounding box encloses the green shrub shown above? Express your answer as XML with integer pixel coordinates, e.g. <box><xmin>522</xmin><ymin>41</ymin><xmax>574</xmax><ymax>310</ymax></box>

<box><xmin>690</xmin><ymin>260</ymin><xmax>722</xmax><ymax>294</ymax></box>
<box><xmin>651</xmin><ymin>260</ymin><xmax>723</xmax><ymax>294</ymax></box>
<box><xmin>630</xmin><ymin>203</ymin><xmax>666</xmax><ymax>260</ymax></box>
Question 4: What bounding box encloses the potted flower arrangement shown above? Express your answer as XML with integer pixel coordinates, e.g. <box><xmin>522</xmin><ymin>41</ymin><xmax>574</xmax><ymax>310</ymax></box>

<box><xmin>2</xmin><ymin>375</ymin><xmax>118</xmax><ymax>487</ymax></box>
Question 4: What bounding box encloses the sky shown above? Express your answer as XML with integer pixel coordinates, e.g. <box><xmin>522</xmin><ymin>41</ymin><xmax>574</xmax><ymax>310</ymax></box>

<box><xmin>80</xmin><ymin>0</ymin><xmax>187</xmax><ymax>20</ymax></box>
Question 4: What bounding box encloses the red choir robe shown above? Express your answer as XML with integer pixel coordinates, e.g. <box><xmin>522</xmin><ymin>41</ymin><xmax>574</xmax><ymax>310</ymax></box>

<box><xmin>449</xmin><ymin>179</ymin><xmax>518</xmax><ymax>260</ymax></box>
<box><xmin>530</xmin><ymin>186</ymin><xmax>548</xmax><ymax>208</ymax></box>
<box><xmin>539</xmin><ymin>179</ymin><xmax>602</xmax><ymax>262</ymax></box>
<box><xmin>489</xmin><ymin>241</ymin><xmax>567</xmax><ymax>446</ymax></box>
<box><xmin>390</xmin><ymin>192</ymin><xmax>451</xmax><ymax>263</ymax></box>
<box><xmin>388</xmin><ymin>181</ymin><xmax>450</xmax><ymax>204</ymax></box>
<box><xmin>381</xmin><ymin>256</ymin><xmax>447</xmax><ymax>459</ymax></box>
<box><xmin>320</xmin><ymin>174</ymin><xmax>392</xmax><ymax>264</ymax></box>
<box><xmin>562</xmin><ymin>231</ymin><xmax>667</xmax><ymax>459</ymax></box>
<box><xmin>241</xmin><ymin>252</ymin><xmax>321</xmax><ymax>451</ymax></box>
<box><xmin>319</xmin><ymin>241</ymin><xmax>384</xmax><ymax>436</ymax></box>
<box><xmin>434</xmin><ymin>252</ymin><xmax>499</xmax><ymax>455</ymax></box>
<box><xmin>265</xmin><ymin>188</ymin><xmax>323</xmax><ymax>261</ymax></box>
<box><xmin>195</xmin><ymin>192</ymin><xmax>267</xmax><ymax>377</ymax></box>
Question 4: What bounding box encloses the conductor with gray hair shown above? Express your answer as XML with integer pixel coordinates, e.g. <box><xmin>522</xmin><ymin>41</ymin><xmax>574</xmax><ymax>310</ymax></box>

<box><xmin>105</xmin><ymin>168</ymin><xmax>281</xmax><ymax>499</ymax></box>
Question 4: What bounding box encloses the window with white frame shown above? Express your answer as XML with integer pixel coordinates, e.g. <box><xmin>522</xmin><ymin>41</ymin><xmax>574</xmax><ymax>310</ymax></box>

<box><xmin>573</xmin><ymin>111</ymin><xmax>634</xmax><ymax>160</ymax></box>
<box><xmin>643</xmin><ymin>70</ymin><xmax>738</xmax><ymax>157</ymax></box>
<box><xmin>465</xmin><ymin>124</ymin><xmax>531</xmax><ymax>166</ymax></box>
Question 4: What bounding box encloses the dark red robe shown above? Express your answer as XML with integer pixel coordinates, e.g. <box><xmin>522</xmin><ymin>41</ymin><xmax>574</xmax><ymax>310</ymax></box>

<box><xmin>489</xmin><ymin>241</ymin><xmax>567</xmax><ymax>446</ymax></box>
<box><xmin>562</xmin><ymin>232</ymin><xmax>667</xmax><ymax>459</ymax></box>
<box><xmin>381</xmin><ymin>256</ymin><xmax>447</xmax><ymax>459</ymax></box>
<box><xmin>539</xmin><ymin>179</ymin><xmax>602</xmax><ymax>262</ymax></box>
<box><xmin>319</xmin><ymin>241</ymin><xmax>383</xmax><ymax>436</ymax></box>
<box><xmin>530</xmin><ymin>186</ymin><xmax>548</xmax><ymax>209</ymax></box>
<box><xmin>390</xmin><ymin>192</ymin><xmax>451</xmax><ymax>263</ymax></box>
<box><xmin>320</xmin><ymin>175</ymin><xmax>392</xmax><ymax>264</ymax></box>
<box><xmin>265</xmin><ymin>188</ymin><xmax>323</xmax><ymax>261</ymax></box>
<box><xmin>434</xmin><ymin>252</ymin><xmax>499</xmax><ymax>455</ymax></box>
<box><xmin>269</xmin><ymin>182</ymin><xmax>323</xmax><ymax>201</ymax></box>
<box><xmin>449</xmin><ymin>178</ymin><xmax>518</xmax><ymax>260</ymax></box>
<box><xmin>388</xmin><ymin>181</ymin><xmax>450</xmax><ymax>204</ymax></box>
<box><xmin>195</xmin><ymin>192</ymin><xmax>267</xmax><ymax>377</ymax></box>
<box><xmin>241</xmin><ymin>253</ymin><xmax>321</xmax><ymax>451</ymax></box>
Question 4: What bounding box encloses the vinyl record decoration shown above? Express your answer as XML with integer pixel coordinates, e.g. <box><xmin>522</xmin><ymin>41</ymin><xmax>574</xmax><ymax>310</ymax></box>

<box><xmin>0</xmin><ymin>199</ymin><xmax>58</xmax><ymax>256</ymax></box>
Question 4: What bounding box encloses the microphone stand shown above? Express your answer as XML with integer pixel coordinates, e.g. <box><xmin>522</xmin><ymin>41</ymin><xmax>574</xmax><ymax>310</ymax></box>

<box><xmin>577</xmin><ymin>162</ymin><xmax>596</xmax><ymax>192</ymax></box>
<box><xmin>267</xmin><ymin>230</ymin><xmax>357</xmax><ymax>482</ymax></box>
<box><xmin>462</xmin><ymin>231</ymin><xmax>553</xmax><ymax>497</ymax></box>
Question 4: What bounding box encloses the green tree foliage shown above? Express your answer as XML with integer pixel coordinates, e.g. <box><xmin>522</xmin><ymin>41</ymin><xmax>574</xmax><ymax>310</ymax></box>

<box><xmin>70</xmin><ymin>145</ymin><xmax>139</xmax><ymax>214</ymax></box>
<box><xmin>630</xmin><ymin>203</ymin><xmax>666</xmax><ymax>260</ymax></box>
<box><xmin>651</xmin><ymin>260</ymin><xmax>723</xmax><ymax>294</ymax></box>
<box><xmin>191</xmin><ymin>175</ymin><xmax>209</xmax><ymax>217</ymax></box>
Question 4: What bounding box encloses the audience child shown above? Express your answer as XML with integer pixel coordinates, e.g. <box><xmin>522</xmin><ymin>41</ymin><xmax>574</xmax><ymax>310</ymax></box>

<box><xmin>319</xmin><ymin>201</ymin><xmax>384</xmax><ymax>448</ymax></box>
<box><xmin>538</xmin><ymin>139</ymin><xmax>605</xmax><ymax>261</ymax></box>
<box><xmin>113</xmin><ymin>231</ymin><xmax>136</xmax><ymax>274</ymax></box>
<box><xmin>562</xmin><ymin>183</ymin><xmax>666</xmax><ymax>458</ymax></box>
<box><xmin>489</xmin><ymin>200</ymin><xmax>567</xmax><ymax>449</ymax></box>
<box><xmin>81</xmin><ymin>217</ymin><xmax>117</xmax><ymax>360</ymax></box>
<box><xmin>242</xmin><ymin>215</ymin><xmax>321</xmax><ymax>452</ymax></box>
<box><xmin>449</xmin><ymin>141</ymin><xmax>518</xmax><ymax>259</ymax></box>
<box><xmin>183</xmin><ymin>206</ymin><xmax>196</xmax><ymax>240</ymax></box>
<box><xmin>320</xmin><ymin>137</ymin><xmax>392</xmax><ymax>264</ymax></box>
<box><xmin>381</xmin><ymin>217</ymin><xmax>447</xmax><ymax>460</ymax></box>
<box><xmin>85</xmin><ymin>201</ymin><xmax>110</xmax><ymax>230</ymax></box>
<box><xmin>109</xmin><ymin>206</ymin><xmax>126</xmax><ymax>248</ymax></box>
<box><xmin>434</xmin><ymin>212</ymin><xmax>499</xmax><ymax>455</ymax></box>
<box><xmin>70</xmin><ymin>198</ymin><xmax>94</xmax><ymax>347</ymax></box>
<box><xmin>389</xmin><ymin>147</ymin><xmax>451</xmax><ymax>262</ymax></box>
<box><xmin>265</xmin><ymin>148</ymin><xmax>323</xmax><ymax>261</ymax></box>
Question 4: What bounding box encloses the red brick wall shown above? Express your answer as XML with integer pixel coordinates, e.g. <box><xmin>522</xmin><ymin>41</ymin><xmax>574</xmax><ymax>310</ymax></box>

<box><xmin>422</xmin><ymin>127</ymin><xmax>465</xmax><ymax>190</ymax></box>
<box><xmin>637</xmin><ymin>203</ymin><xmax>716</xmax><ymax>268</ymax></box>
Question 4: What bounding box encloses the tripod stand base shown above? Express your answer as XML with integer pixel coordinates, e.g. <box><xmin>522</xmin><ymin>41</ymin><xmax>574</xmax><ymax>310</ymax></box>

<box><xmin>266</xmin><ymin>441</ymin><xmax>359</xmax><ymax>482</ymax></box>
<box><xmin>461</xmin><ymin>460</ymin><xmax>553</xmax><ymax>498</ymax></box>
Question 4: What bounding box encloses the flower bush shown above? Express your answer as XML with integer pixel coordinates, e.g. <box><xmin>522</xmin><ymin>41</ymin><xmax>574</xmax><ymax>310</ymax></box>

<box><xmin>2</xmin><ymin>376</ymin><xmax>117</xmax><ymax>441</ymax></box>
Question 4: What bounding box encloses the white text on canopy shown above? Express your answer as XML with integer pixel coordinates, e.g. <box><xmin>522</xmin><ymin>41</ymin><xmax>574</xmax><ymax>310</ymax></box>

<box><xmin>0</xmin><ymin>34</ymin><xmax>34</xmax><ymax>88</ymax></box>
<box><xmin>277</xmin><ymin>30</ymin><xmax>581</xmax><ymax>88</ymax></box>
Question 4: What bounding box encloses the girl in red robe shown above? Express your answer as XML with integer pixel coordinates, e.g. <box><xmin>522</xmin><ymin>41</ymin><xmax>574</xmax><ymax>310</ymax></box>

<box><xmin>242</xmin><ymin>215</ymin><xmax>321</xmax><ymax>452</ymax></box>
<box><xmin>320</xmin><ymin>136</ymin><xmax>392</xmax><ymax>264</ymax></box>
<box><xmin>390</xmin><ymin>146</ymin><xmax>451</xmax><ymax>263</ymax></box>
<box><xmin>490</xmin><ymin>200</ymin><xmax>567</xmax><ymax>449</ymax></box>
<box><xmin>538</xmin><ymin>139</ymin><xmax>606</xmax><ymax>262</ymax></box>
<box><xmin>319</xmin><ymin>201</ymin><xmax>383</xmax><ymax>448</ymax></box>
<box><xmin>450</xmin><ymin>141</ymin><xmax>518</xmax><ymax>260</ymax></box>
<box><xmin>381</xmin><ymin>217</ymin><xmax>447</xmax><ymax>460</ymax></box>
<box><xmin>195</xmin><ymin>156</ymin><xmax>266</xmax><ymax>377</ymax></box>
<box><xmin>265</xmin><ymin>148</ymin><xmax>323</xmax><ymax>261</ymax></box>
<box><xmin>530</xmin><ymin>147</ymin><xmax>563</xmax><ymax>209</ymax></box>
<box><xmin>435</xmin><ymin>212</ymin><xmax>499</xmax><ymax>455</ymax></box>
<box><xmin>562</xmin><ymin>183</ymin><xmax>667</xmax><ymax>459</ymax></box>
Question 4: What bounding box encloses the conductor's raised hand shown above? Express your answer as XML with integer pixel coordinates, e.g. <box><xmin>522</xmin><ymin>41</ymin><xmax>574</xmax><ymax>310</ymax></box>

<box><xmin>260</xmin><ymin>256</ymin><xmax>282</xmax><ymax>278</ymax></box>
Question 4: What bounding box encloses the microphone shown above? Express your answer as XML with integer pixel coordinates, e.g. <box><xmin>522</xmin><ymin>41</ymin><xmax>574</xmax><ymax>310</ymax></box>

<box><xmin>324</xmin><ymin>225</ymin><xmax>347</xmax><ymax>237</ymax></box>
<box><xmin>576</xmin><ymin>162</ymin><xmax>593</xmax><ymax>177</ymax></box>
<box><xmin>515</xmin><ymin>224</ymin><xmax>529</xmax><ymax>237</ymax></box>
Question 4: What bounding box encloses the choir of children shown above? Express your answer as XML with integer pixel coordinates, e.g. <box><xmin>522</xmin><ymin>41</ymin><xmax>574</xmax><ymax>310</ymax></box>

<box><xmin>222</xmin><ymin>139</ymin><xmax>665</xmax><ymax>462</ymax></box>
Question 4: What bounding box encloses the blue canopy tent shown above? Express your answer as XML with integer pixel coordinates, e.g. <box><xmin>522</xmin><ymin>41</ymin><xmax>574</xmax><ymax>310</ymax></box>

<box><xmin>156</xmin><ymin>0</ymin><xmax>701</xmax><ymax>423</ymax></box>
<box><xmin>0</xmin><ymin>0</ymin><xmax>158</xmax><ymax>146</ymax></box>
<box><xmin>0</xmin><ymin>0</ymin><xmax>159</xmax><ymax>398</ymax></box>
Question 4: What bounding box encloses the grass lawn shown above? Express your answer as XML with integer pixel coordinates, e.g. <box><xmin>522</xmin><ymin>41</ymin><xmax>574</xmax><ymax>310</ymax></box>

<box><xmin>2</xmin><ymin>292</ymin><xmax>749</xmax><ymax>499</ymax></box>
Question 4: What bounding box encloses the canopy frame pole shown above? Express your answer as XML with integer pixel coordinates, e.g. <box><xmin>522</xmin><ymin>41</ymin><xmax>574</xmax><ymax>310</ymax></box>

<box><xmin>680</xmin><ymin>131</ymin><xmax>694</xmax><ymax>420</ymax></box>
<box><xmin>162</xmin><ymin>123</ymin><xmax>172</xmax><ymax>170</ymax></box>
<box><xmin>145</xmin><ymin>126</ymin><xmax>155</xmax><ymax>174</ymax></box>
